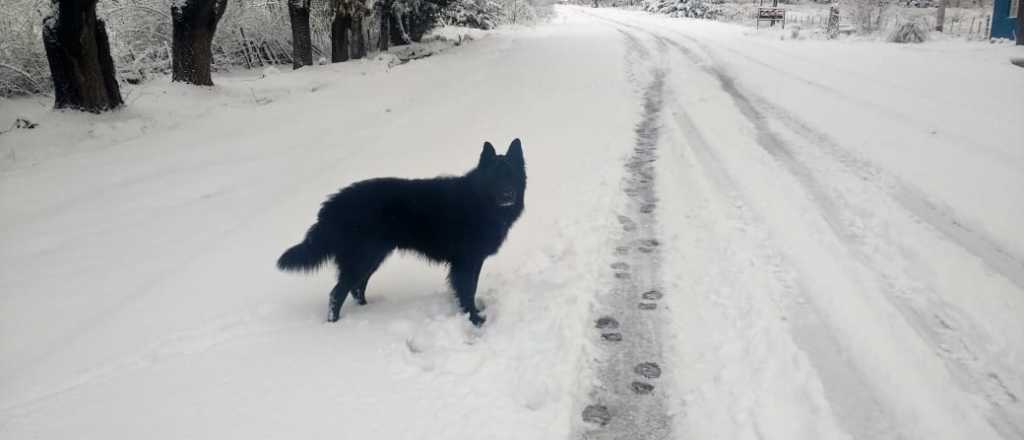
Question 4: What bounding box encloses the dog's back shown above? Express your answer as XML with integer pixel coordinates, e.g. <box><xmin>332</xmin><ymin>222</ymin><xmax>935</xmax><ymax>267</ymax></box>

<box><xmin>318</xmin><ymin>176</ymin><xmax>494</xmax><ymax>263</ymax></box>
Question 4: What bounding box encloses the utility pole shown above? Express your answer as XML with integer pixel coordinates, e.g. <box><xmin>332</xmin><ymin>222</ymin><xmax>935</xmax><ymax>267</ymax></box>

<box><xmin>1017</xmin><ymin>0</ymin><xmax>1023</xmax><ymax>44</ymax></box>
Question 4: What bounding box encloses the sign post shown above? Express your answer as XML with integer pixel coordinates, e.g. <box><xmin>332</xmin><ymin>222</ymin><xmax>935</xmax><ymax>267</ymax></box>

<box><xmin>756</xmin><ymin>0</ymin><xmax>787</xmax><ymax>29</ymax></box>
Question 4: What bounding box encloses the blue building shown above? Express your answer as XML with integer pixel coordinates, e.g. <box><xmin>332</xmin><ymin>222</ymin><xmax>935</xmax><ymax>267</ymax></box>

<box><xmin>991</xmin><ymin>0</ymin><xmax>1019</xmax><ymax>40</ymax></box>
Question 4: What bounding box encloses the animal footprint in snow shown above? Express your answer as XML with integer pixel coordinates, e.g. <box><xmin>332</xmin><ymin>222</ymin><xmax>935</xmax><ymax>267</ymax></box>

<box><xmin>634</xmin><ymin>362</ymin><xmax>662</xmax><ymax>378</ymax></box>
<box><xmin>631</xmin><ymin>381</ymin><xmax>655</xmax><ymax>394</ymax></box>
<box><xmin>582</xmin><ymin>405</ymin><xmax>611</xmax><ymax>426</ymax></box>
<box><xmin>618</xmin><ymin>215</ymin><xmax>637</xmax><ymax>231</ymax></box>
<box><xmin>595</xmin><ymin>316</ymin><xmax>620</xmax><ymax>330</ymax></box>
<box><xmin>641</xmin><ymin>290</ymin><xmax>663</xmax><ymax>300</ymax></box>
<box><xmin>601</xmin><ymin>332</ymin><xmax>623</xmax><ymax>342</ymax></box>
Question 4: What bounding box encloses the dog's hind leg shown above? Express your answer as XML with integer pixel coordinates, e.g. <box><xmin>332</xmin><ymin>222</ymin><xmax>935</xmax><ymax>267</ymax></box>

<box><xmin>328</xmin><ymin>270</ymin><xmax>359</xmax><ymax>322</ymax></box>
<box><xmin>352</xmin><ymin>276</ymin><xmax>370</xmax><ymax>306</ymax></box>
<box><xmin>350</xmin><ymin>247</ymin><xmax>391</xmax><ymax>306</ymax></box>
<box><xmin>449</xmin><ymin>257</ymin><xmax>486</xmax><ymax>326</ymax></box>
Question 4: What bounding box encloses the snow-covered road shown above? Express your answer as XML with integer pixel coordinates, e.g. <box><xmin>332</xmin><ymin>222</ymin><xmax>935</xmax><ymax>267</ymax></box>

<box><xmin>586</xmin><ymin>9</ymin><xmax>1024</xmax><ymax>440</ymax></box>
<box><xmin>2</xmin><ymin>7</ymin><xmax>1022</xmax><ymax>439</ymax></box>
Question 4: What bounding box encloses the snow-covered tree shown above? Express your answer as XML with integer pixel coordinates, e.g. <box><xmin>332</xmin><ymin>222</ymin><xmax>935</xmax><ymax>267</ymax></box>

<box><xmin>329</xmin><ymin>0</ymin><xmax>352</xmax><ymax>61</ymax></box>
<box><xmin>841</xmin><ymin>0</ymin><xmax>890</xmax><ymax>33</ymax></box>
<box><xmin>393</xmin><ymin>0</ymin><xmax>446</xmax><ymax>41</ymax></box>
<box><xmin>289</xmin><ymin>0</ymin><xmax>313</xmax><ymax>68</ymax></box>
<box><xmin>347</xmin><ymin>0</ymin><xmax>369</xmax><ymax>59</ymax></box>
<box><xmin>1</xmin><ymin>0</ymin><xmax>50</xmax><ymax>96</ymax></box>
<box><xmin>171</xmin><ymin>0</ymin><xmax>229</xmax><ymax>85</ymax></box>
<box><xmin>377</xmin><ymin>0</ymin><xmax>391</xmax><ymax>51</ymax></box>
<box><xmin>440</xmin><ymin>0</ymin><xmax>501</xmax><ymax>29</ymax></box>
<box><xmin>1</xmin><ymin>0</ymin><xmax>497</xmax><ymax>98</ymax></box>
<box><xmin>643</xmin><ymin>0</ymin><xmax>720</xmax><ymax>19</ymax></box>
<box><xmin>42</xmin><ymin>0</ymin><xmax>123</xmax><ymax>112</ymax></box>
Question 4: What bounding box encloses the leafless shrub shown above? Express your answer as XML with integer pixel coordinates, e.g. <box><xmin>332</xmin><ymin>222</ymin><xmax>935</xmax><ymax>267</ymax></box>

<box><xmin>0</xmin><ymin>0</ymin><xmax>51</xmax><ymax>96</ymax></box>
<box><xmin>888</xmin><ymin>19</ymin><xmax>928</xmax><ymax>41</ymax></box>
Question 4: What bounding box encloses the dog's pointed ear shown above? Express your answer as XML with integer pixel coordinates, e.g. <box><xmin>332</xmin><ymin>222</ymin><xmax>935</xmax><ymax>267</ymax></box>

<box><xmin>507</xmin><ymin>138</ymin><xmax>524</xmax><ymax>166</ymax></box>
<box><xmin>480</xmin><ymin>142</ymin><xmax>497</xmax><ymax>165</ymax></box>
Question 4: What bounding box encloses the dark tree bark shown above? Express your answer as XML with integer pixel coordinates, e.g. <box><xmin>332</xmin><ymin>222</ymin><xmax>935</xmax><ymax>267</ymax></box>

<box><xmin>350</xmin><ymin>6</ymin><xmax>367</xmax><ymax>59</ymax></box>
<box><xmin>389</xmin><ymin>9</ymin><xmax>411</xmax><ymax>46</ymax></box>
<box><xmin>407</xmin><ymin>9</ymin><xmax>431</xmax><ymax>42</ymax></box>
<box><xmin>288</xmin><ymin>0</ymin><xmax>313</xmax><ymax>68</ymax></box>
<box><xmin>172</xmin><ymin>0</ymin><xmax>228</xmax><ymax>86</ymax></box>
<box><xmin>376</xmin><ymin>1</ymin><xmax>390</xmax><ymax>52</ymax></box>
<box><xmin>42</xmin><ymin>0</ymin><xmax>123</xmax><ymax>112</ymax></box>
<box><xmin>331</xmin><ymin>10</ymin><xmax>351</xmax><ymax>62</ymax></box>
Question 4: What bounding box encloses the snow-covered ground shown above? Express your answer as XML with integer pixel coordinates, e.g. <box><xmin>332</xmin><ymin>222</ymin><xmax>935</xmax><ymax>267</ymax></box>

<box><xmin>2</xmin><ymin>6</ymin><xmax>1022</xmax><ymax>440</ymax></box>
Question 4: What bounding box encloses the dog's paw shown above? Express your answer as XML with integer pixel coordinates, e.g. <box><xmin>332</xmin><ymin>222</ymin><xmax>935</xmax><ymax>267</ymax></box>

<box><xmin>469</xmin><ymin>313</ymin><xmax>487</xmax><ymax>327</ymax></box>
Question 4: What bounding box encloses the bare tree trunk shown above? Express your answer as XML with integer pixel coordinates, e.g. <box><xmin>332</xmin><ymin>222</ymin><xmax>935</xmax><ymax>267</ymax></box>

<box><xmin>391</xmin><ymin>8</ymin><xmax>412</xmax><ymax>45</ymax></box>
<box><xmin>331</xmin><ymin>10</ymin><xmax>351</xmax><ymax>62</ymax></box>
<box><xmin>289</xmin><ymin>0</ymin><xmax>313</xmax><ymax>68</ymax></box>
<box><xmin>935</xmin><ymin>0</ymin><xmax>947</xmax><ymax>31</ymax></box>
<box><xmin>377</xmin><ymin>0</ymin><xmax>390</xmax><ymax>52</ymax></box>
<box><xmin>350</xmin><ymin>6</ymin><xmax>367</xmax><ymax>59</ymax></box>
<box><xmin>172</xmin><ymin>0</ymin><xmax>228</xmax><ymax>85</ymax></box>
<box><xmin>407</xmin><ymin>8</ymin><xmax>430</xmax><ymax>42</ymax></box>
<box><xmin>42</xmin><ymin>0</ymin><xmax>123</xmax><ymax>112</ymax></box>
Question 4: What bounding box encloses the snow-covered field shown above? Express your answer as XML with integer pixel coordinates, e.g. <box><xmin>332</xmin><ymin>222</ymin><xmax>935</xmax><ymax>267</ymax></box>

<box><xmin>2</xmin><ymin>6</ymin><xmax>1022</xmax><ymax>439</ymax></box>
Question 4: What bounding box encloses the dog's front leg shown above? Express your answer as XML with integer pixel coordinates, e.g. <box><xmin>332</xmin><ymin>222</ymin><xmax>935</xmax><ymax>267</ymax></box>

<box><xmin>449</xmin><ymin>257</ymin><xmax>486</xmax><ymax>326</ymax></box>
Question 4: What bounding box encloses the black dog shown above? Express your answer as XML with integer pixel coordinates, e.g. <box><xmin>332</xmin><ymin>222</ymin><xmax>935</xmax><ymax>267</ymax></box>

<box><xmin>278</xmin><ymin>139</ymin><xmax>526</xmax><ymax>326</ymax></box>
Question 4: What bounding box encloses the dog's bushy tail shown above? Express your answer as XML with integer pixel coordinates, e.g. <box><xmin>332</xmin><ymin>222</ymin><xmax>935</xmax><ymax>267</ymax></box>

<box><xmin>277</xmin><ymin>223</ymin><xmax>330</xmax><ymax>272</ymax></box>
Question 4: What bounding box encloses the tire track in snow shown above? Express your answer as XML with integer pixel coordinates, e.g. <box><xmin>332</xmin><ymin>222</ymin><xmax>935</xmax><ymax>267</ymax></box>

<box><xmin>582</xmin><ymin>11</ymin><xmax>901</xmax><ymax>438</ymax></box>
<box><xmin>634</xmin><ymin>19</ymin><xmax>1024</xmax><ymax>438</ymax></box>
<box><xmin>576</xmin><ymin>28</ymin><xmax>670</xmax><ymax>440</ymax></box>
<box><xmin>660</xmin><ymin>49</ymin><xmax>900</xmax><ymax>440</ymax></box>
<box><xmin>644</xmin><ymin>24</ymin><xmax>1024</xmax><ymax>292</ymax></box>
<box><xmin>738</xmin><ymin>95</ymin><xmax>1024</xmax><ymax>439</ymax></box>
<box><xmin>585</xmin><ymin>9</ymin><xmax>1024</xmax><ymax>438</ymax></box>
<box><xmin>656</xmin><ymin>33</ymin><xmax>1024</xmax><ymax>171</ymax></box>
<box><xmin>656</xmin><ymin>31</ymin><xmax>1023</xmax><ymax>437</ymax></box>
<box><xmin>589</xmin><ymin>10</ymin><xmax>1024</xmax><ymax>291</ymax></box>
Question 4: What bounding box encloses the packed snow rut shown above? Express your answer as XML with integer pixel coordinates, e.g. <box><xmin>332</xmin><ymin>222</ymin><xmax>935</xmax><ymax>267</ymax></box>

<box><xmin>637</xmin><ymin>21</ymin><xmax>1024</xmax><ymax>438</ymax></box>
<box><xmin>586</xmin><ymin>8</ymin><xmax>1023</xmax><ymax>439</ymax></box>
<box><xmin>576</xmin><ymin>29</ymin><xmax>671</xmax><ymax>440</ymax></box>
